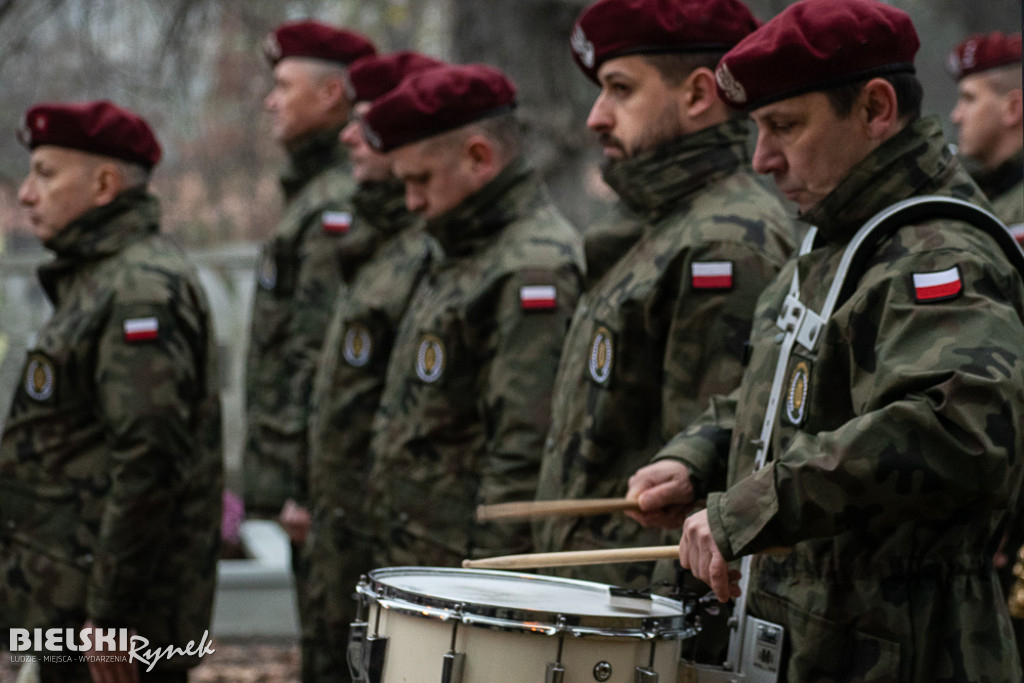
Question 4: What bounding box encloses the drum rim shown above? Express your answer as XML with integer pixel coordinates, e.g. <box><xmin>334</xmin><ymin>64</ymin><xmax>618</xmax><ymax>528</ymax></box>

<box><xmin>357</xmin><ymin>566</ymin><xmax>697</xmax><ymax>640</ymax></box>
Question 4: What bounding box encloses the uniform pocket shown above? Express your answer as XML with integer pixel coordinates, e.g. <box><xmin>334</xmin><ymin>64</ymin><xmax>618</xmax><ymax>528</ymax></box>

<box><xmin>752</xmin><ymin>591</ymin><xmax>901</xmax><ymax>683</ymax></box>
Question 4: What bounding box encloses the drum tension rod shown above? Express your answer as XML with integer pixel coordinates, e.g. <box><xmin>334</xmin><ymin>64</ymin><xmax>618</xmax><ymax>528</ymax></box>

<box><xmin>441</xmin><ymin>602</ymin><xmax>466</xmax><ymax>683</ymax></box>
<box><xmin>363</xmin><ymin>590</ymin><xmax>389</xmax><ymax>683</ymax></box>
<box><xmin>545</xmin><ymin>615</ymin><xmax>567</xmax><ymax>683</ymax></box>
<box><xmin>634</xmin><ymin>631</ymin><xmax>660</xmax><ymax>683</ymax></box>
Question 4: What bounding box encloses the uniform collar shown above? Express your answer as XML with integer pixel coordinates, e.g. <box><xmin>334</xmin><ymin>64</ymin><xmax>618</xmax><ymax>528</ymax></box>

<box><xmin>425</xmin><ymin>157</ymin><xmax>536</xmax><ymax>257</ymax></box>
<box><xmin>970</xmin><ymin>148</ymin><xmax>1024</xmax><ymax>200</ymax></box>
<box><xmin>280</xmin><ymin>124</ymin><xmax>348</xmax><ymax>200</ymax></box>
<box><xmin>800</xmin><ymin>117</ymin><xmax>965</xmax><ymax>243</ymax></box>
<box><xmin>38</xmin><ymin>188</ymin><xmax>160</xmax><ymax>302</ymax></box>
<box><xmin>338</xmin><ymin>179</ymin><xmax>420</xmax><ymax>281</ymax></box>
<box><xmin>600</xmin><ymin>118</ymin><xmax>751</xmax><ymax>222</ymax></box>
<box><xmin>351</xmin><ymin>177</ymin><xmax>417</xmax><ymax>240</ymax></box>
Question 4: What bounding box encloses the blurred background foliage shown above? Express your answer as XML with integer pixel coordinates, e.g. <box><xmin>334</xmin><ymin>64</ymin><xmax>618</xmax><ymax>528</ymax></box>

<box><xmin>0</xmin><ymin>0</ymin><xmax>1019</xmax><ymax>247</ymax></box>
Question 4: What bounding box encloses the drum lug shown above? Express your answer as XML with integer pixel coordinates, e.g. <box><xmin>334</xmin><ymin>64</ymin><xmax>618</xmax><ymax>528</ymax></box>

<box><xmin>347</xmin><ymin>620</ymin><xmax>368</xmax><ymax>682</ymax></box>
<box><xmin>545</xmin><ymin>662</ymin><xmax>565</xmax><ymax>683</ymax></box>
<box><xmin>363</xmin><ymin>635</ymin><xmax>389</xmax><ymax>683</ymax></box>
<box><xmin>441</xmin><ymin>651</ymin><xmax>465</xmax><ymax>683</ymax></box>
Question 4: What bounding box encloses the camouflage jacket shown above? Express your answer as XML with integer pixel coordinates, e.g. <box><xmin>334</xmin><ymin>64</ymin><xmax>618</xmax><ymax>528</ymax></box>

<box><xmin>534</xmin><ymin>119</ymin><xmax>797</xmax><ymax>587</ymax></box>
<box><xmin>582</xmin><ymin>200</ymin><xmax>644</xmax><ymax>287</ymax></box>
<box><xmin>659</xmin><ymin>117</ymin><xmax>1024</xmax><ymax>681</ymax></box>
<box><xmin>303</xmin><ymin>180</ymin><xmax>433</xmax><ymax>651</ymax></box>
<box><xmin>972</xmin><ymin>148</ymin><xmax>1023</xmax><ymax>236</ymax></box>
<box><xmin>243</xmin><ymin>126</ymin><xmax>364</xmax><ymax>514</ymax></box>
<box><xmin>368</xmin><ymin>159</ymin><xmax>585</xmax><ymax>568</ymax></box>
<box><xmin>0</xmin><ymin>190</ymin><xmax>223</xmax><ymax>668</ymax></box>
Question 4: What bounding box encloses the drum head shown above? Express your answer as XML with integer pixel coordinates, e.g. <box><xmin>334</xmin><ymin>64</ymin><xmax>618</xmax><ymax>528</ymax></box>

<box><xmin>361</xmin><ymin>566</ymin><xmax>693</xmax><ymax>639</ymax></box>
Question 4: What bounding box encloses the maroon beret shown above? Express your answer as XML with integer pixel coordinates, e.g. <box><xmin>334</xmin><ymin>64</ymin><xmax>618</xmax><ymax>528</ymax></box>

<box><xmin>947</xmin><ymin>32</ymin><xmax>1022</xmax><ymax>81</ymax></box>
<box><xmin>715</xmin><ymin>0</ymin><xmax>919</xmax><ymax>110</ymax></box>
<box><xmin>570</xmin><ymin>0</ymin><xmax>760</xmax><ymax>84</ymax></box>
<box><xmin>264</xmin><ymin>20</ymin><xmax>376</xmax><ymax>66</ymax></box>
<box><xmin>347</xmin><ymin>51</ymin><xmax>446</xmax><ymax>103</ymax></box>
<box><xmin>18</xmin><ymin>100</ymin><xmax>162</xmax><ymax>169</ymax></box>
<box><xmin>361</xmin><ymin>63</ymin><xmax>517</xmax><ymax>152</ymax></box>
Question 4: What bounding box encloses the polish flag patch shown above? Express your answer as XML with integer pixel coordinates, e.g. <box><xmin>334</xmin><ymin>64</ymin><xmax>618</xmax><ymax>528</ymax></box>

<box><xmin>912</xmin><ymin>266</ymin><xmax>962</xmax><ymax>302</ymax></box>
<box><xmin>692</xmin><ymin>261</ymin><xmax>733</xmax><ymax>290</ymax></box>
<box><xmin>123</xmin><ymin>317</ymin><xmax>159</xmax><ymax>342</ymax></box>
<box><xmin>1009</xmin><ymin>223</ymin><xmax>1024</xmax><ymax>246</ymax></box>
<box><xmin>520</xmin><ymin>285</ymin><xmax>557</xmax><ymax>310</ymax></box>
<box><xmin>322</xmin><ymin>211</ymin><xmax>352</xmax><ymax>233</ymax></box>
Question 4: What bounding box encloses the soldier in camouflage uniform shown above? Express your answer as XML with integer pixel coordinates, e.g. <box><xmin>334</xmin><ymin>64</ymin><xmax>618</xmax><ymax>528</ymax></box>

<box><xmin>948</xmin><ymin>32</ymin><xmax>1023</xmax><ymax>239</ymax></box>
<box><xmin>629</xmin><ymin>1</ymin><xmax>1024</xmax><ymax>679</ymax></box>
<box><xmin>948</xmin><ymin>29</ymin><xmax>1024</xmax><ymax>662</ymax></box>
<box><xmin>362</xmin><ymin>64</ymin><xmax>585</xmax><ymax>568</ymax></box>
<box><xmin>0</xmin><ymin>101</ymin><xmax>222</xmax><ymax>683</ymax></box>
<box><xmin>242</xmin><ymin>23</ymin><xmax>374</xmax><ymax>681</ymax></box>
<box><xmin>533</xmin><ymin>0</ymin><xmax>797</xmax><ymax>590</ymax></box>
<box><xmin>243</xmin><ymin>21</ymin><xmax>374</xmax><ymax>520</ymax></box>
<box><xmin>302</xmin><ymin>51</ymin><xmax>441</xmax><ymax>682</ymax></box>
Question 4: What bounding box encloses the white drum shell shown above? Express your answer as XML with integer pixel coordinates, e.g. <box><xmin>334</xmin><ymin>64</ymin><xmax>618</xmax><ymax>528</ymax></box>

<box><xmin>356</xmin><ymin>567</ymin><xmax>694</xmax><ymax>683</ymax></box>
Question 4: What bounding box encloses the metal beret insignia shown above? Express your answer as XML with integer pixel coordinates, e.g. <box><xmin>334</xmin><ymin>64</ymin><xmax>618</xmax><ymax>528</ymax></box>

<box><xmin>571</xmin><ymin>25</ymin><xmax>596</xmax><ymax>70</ymax></box>
<box><xmin>716</xmin><ymin>61</ymin><xmax>746</xmax><ymax>105</ymax></box>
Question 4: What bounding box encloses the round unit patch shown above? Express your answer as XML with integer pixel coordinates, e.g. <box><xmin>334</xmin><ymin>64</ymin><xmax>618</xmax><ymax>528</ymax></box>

<box><xmin>785</xmin><ymin>359</ymin><xmax>810</xmax><ymax>426</ymax></box>
<box><xmin>415</xmin><ymin>334</ymin><xmax>445</xmax><ymax>383</ymax></box>
<box><xmin>343</xmin><ymin>323</ymin><xmax>373</xmax><ymax>368</ymax></box>
<box><xmin>588</xmin><ymin>326</ymin><xmax>613</xmax><ymax>385</ymax></box>
<box><xmin>257</xmin><ymin>252</ymin><xmax>277</xmax><ymax>290</ymax></box>
<box><xmin>25</xmin><ymin>354</ymin><xmax>55</xmax><ymax>401</ymax></box>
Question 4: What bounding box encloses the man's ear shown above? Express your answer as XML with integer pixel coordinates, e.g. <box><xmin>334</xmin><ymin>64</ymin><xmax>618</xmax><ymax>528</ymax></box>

<box><xmin>465</xmin><ymin>134</ymin><xmax>496</xmax><ymax>177</ymax></box>
<box><xmin>93</xmin><ymin>163</ymin><xmax>123</xmax><ymax>207</ymax></box>
<box><xmin>861</xmin><ymin>77</ymin><xmax>900</xmax><ymax>140</ymax></box>
<box><xmin>1001</xmin><ymin>88</ymin><xmax>1023</xmax><ymax>128</ymax></box>
<box><xmin>681</xmin><ymin>67</ymin><xmax>717</xmax><ymax>119</ymax></box>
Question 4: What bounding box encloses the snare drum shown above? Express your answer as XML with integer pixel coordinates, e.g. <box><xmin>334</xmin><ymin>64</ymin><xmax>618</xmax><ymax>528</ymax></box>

<box><xmin>349</xmin><ymin>566</ymin><xmax>696</xmax><ymax>682</ymax></box>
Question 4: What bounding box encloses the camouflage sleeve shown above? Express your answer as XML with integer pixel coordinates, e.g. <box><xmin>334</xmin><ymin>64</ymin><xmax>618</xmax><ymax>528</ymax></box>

<box><xmin>276</xmin><ymin>216</ymin><xmax>346</xmax><ymax>504</ymax></box>
<box><xmin>662</xmin><ymin>239</ymin><xmax>783</xmax><ymax>433</ymax></box>
<box><xmin>708</xmin><ymin>250</ymin><xmax>1024</xmax><ymax>560</ymax></box>
<box><xmin>474</xmin><ymin>267</ymin><xmax>582</xmax><ymax>556</ymax></box>
<box><xmin>85</xmin><ymin>287</ymin><xmax>210</xmax><ymax>623</ymax></box>
<box><xmin>654</xmin><ymin>391</ymin><xmax>739</xmax><ymax>498</ymax></box>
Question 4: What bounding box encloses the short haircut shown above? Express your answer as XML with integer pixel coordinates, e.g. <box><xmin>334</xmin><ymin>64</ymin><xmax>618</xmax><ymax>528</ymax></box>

<box><xmin>303</xmin><ymin>58</ymin><xmax>349</xmax><ymax>86</ymax></box>
<box><xmin>983</xmin><ymin>63</ymin><xmax>1023</xmax><ymax>96</ymax></box>
<box><xmin>643</xmin><ymin>51</ymin><xmax>727</xmax><ymax>86</ymax></box>
<box><xmin>113</xmin><ymin>159</ymin><xmax>152</xmax><ymax>189</ymax></box>
<box><xmin>424</xmin><ymin>110</ymin><xmax>523</xmax><ymax>164</ymax></box>
<box><xmin>823</xmin><ymin>72</ymin><xmax>923</xmax><ymax>122</ymax></box>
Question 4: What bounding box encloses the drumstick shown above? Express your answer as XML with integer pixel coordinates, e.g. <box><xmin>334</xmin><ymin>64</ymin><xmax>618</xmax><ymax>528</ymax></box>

<box><xmin>476</xmin><ymin>498</ymin><xmax>640</xmax><ymax>522</ymax></box>
<box><xmin>463</xmin><ymin>545</ymin><xmax>678</xmax><ymax>570</ymax></box>
<box><xmin>462</xmin><ymin>544</ymin><xmax>792</xmax><ymax>570</ymax></box>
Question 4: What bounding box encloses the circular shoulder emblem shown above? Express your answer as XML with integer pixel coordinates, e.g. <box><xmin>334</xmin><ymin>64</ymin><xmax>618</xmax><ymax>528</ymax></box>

<box><xmin>716</xmin><ymin>61</ymin><xmax>747</xmax><ymax>106</ymax></box>
<box><xmin>785</xmin><ymin>359</ymin><xmax>810</xmax><ymax>426</ymax></box>
<box><xmin>343</xmin><ymin>323</ymin><xmax>373</xmax><ymax>368</ymax></box>
<box><xmin>416</xmin><ymin>334</ymin><xmax>445</xmax><ymax>383</ymax></box>
<box><xmin>588</xmin><ymin>326</ymin><xmax>614</xmax><ymax>386</ymax></box>
<box><xmin>25</xmin><ymin>353</ymin><xmax>55</xmax><ymax>402</ymax></box>
<box><xmin>257</xmin><ymin>251</ymin><xmax>277</xmax><ymax>290</ymax></box>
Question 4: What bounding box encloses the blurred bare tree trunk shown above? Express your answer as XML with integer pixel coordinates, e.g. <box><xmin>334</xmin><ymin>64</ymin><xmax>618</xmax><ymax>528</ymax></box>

<box><xmin>451</xmin><ymin>0</ymin><xmax>609</xmax><ymax>229</ymax></box>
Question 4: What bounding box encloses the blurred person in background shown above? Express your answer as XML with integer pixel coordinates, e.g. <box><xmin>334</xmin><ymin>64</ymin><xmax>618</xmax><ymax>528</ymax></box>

<box><xmin>302</xmin><ymin>50</ymin><xmax>441</xmax><ymax>682</ymax></box>
<box><xmin>241</xmin><ymin>21</ymin><xmax>374</xmax><ymax>681</ymax></box>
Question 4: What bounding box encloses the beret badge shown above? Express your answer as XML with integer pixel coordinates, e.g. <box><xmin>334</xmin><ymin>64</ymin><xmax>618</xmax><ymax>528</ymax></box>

<box><xmin>571</xmin><ymin>25</ymin><xmax>595</xmax><ymax>70</ymax></box>
<box><xmin>716</xmin><ymin>62</ymin><xmax>746</xmax><ymax>105</ymax></box>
